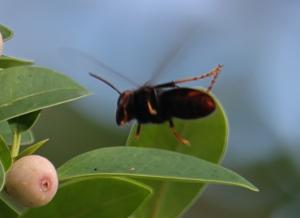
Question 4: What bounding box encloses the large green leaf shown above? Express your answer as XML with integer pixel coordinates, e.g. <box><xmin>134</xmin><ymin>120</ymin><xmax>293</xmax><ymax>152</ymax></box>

<box><xmin>0</xmin><ymin>56</ymin><xmax>33</xmax><ymax>69</ymax></box>
<box><xmin>0</xmin><ymin>191</ymin><xmax>27</xmax><ymax>216</ymax></box>
<box><xmin>0</xmin><ymin>136</ymin><xmax>12</xmax><ymax>171</ymax></box>
<box><xmin>58</xmin><ymin>146</ymin><xmax>257</xmax><ymax>191</ymax></box>
<box><xmin>22</xmin><ymin>177</ymin><xmax>152</xmax><ymax>218</ymax></box>
<box><xmin>0</xmin><ymin>66</ymin><xmax>90</xmax><ymax>122</ymax></box>
<box><xmin>17</xmin><ymin>139</ymin><xmax>49</xmax><ymax>159</ymax></box>
<box><xmin>8</xmin><ymin>110</ymin><xmax>41</xmax><ymax>133</ymax></box>
<box><xmin>0</xmin><ymin>161</ymin><xmax>5</xmax><ymax>191</ymax></box>
<box><xmin>0</xmin><ymin>197</ymin><xmax>18</xmax><ymax>218</ymax></box>
<box><xmin>0</xmin><ymin>24</ymin><xmax>14</xmax><ymax>41</ymax></box>
<box><xmin>0</xmin><ymin>121</ymin><xmax>34</xmax><ymax>146</ymax></box>
<box><xmin>126</xmin><ymin>92</ymin><xmax>229</xmax><ymax>217</ymax></box>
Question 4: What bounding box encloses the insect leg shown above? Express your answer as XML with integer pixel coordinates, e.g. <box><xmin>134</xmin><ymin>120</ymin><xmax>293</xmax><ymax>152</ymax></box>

<box><xmin>154</xmin><ymin>64</ymin><xmax>223</xmax><ymax>92</ymax></box>
<box><xmin>147</xmin><ymin>101</ymin><xmax>158</xmax><ymax>115</ymax></box>
<box><xmin>147</xmin><ymin>89</ymin><xmax>160</xmax><ymax>115</ymax></box>
<box><xmin>168</xmin><ymin>120</ymin><xmax>190</xmax><ymax>145</ymax></box>
<box><xmin>206</xmin><ymin>64</ymin><xmax>222</xmax><ymax>92</ymax></box>
<box><xmin>135</xmin><ymin>123</ymin><xmax>142</xmax><ymax>140</ymax></box>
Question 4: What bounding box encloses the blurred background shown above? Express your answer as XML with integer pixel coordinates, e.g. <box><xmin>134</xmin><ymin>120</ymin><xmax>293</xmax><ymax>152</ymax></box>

<box><xmin>1</xmin><ymin>0</ymin><xmax>300</xmax><ymax>217</ymax></box>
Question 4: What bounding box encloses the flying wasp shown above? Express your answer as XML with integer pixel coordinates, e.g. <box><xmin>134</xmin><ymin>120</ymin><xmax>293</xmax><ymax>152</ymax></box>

<box><xmin>89</xmin><ymin>64</ymin><xmax>222</xmax><ymax>145</ymax></box>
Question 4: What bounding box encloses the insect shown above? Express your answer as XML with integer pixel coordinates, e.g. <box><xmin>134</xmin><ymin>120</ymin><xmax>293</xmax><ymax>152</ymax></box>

<box><xmin>89</xmin><ymin>64</ymin><xmax>222</xmax><ymax>145</ymax></box>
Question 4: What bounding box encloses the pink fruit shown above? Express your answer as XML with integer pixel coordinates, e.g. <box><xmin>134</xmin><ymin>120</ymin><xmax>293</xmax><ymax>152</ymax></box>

<box><xmin>6</xmin><ymin>155</ymin><xmax>58</xmax><ymax>208</ymax></box>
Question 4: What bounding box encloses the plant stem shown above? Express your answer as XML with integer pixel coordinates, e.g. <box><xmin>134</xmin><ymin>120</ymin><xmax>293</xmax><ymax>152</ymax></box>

<box><xmin>11</xmin><ymin>129</ymin><xmax>22</xmax><ymax>159</ymax></box>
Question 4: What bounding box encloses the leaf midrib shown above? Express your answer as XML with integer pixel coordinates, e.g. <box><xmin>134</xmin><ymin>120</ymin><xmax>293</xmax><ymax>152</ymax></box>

<box><xmin>0</xmin><ymin>86</ymin><xmax>80</xmax><ymax>107</ymax></box>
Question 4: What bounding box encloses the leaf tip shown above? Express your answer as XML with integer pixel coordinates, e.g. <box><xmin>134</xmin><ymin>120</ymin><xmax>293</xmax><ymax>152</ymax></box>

<box><xmin>250</xmin><ymin>185</ymin><xmax>260</xmax><ymax>192</ymax></box>
<box><xmin>242</xmin><ymin>181</ymin><xmax>259</xmax><ymax>192</ymax></box>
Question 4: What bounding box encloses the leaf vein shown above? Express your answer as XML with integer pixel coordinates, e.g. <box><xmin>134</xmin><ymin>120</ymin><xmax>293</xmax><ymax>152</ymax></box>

<box><xmin>0</xmin><ymin>87</ymin><xmax>79</xmax><ymax>107</ymax></box>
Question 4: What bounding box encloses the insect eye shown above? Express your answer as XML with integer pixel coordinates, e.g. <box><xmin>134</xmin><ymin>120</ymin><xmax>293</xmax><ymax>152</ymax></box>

<box><xmin>119</xmin><ymin>98</ymin><xmax>126</xmax><ymax>107</ymax></box>
<box><xmin>116</xmin><ymin>106</ymin><xmax>124</xmax><ymax>125</ymax></box>
<box><xmin>117</xmin><ymin>98</ymin><xmax>122</xmax><ymax>106</ymax></box>
<box><xmin>118</xmin><ymin>95</ymin><xmax>127</xmax><ymax>107</ymax></box>
<box><xmin>119</xmin><ymin>91</ymin><xmax>133</xmax><ymax>107</ymax></box>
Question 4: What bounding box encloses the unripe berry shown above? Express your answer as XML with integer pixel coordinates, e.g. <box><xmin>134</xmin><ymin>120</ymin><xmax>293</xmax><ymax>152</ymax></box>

<box><xmin>5</xmin><ymin>155</ymin><xmax>58</xmax><ymax>208</ymax></box>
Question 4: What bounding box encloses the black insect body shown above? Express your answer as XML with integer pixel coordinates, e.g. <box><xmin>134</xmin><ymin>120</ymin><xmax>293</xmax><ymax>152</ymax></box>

<box><xmin>89</xmin><ymin>64</ymin><xmax>222</xmax><ymax>145</ymax></box>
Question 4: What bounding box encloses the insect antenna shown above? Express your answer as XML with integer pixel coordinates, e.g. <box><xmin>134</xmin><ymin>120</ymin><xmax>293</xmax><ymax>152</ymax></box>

<box><xmin>60</xmin><ymin>47</ymin><xmax>140</xmax><ymax>87</ymax></box>
<box><xmin>89</xmin><ymin>72</ymin><xmax>122</xmax><ymax>95</ymax></box>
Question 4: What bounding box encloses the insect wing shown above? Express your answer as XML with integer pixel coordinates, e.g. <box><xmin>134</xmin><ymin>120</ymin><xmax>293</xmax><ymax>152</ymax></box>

<box><xmin>59</xmin><ymin>47</ymin><xmax>139</xmax><ymax>88</ymax></box>
<box><xmin>145</xmin><ymin>26</ymin><xmax>197</xmax><ymax>85</ymax></box>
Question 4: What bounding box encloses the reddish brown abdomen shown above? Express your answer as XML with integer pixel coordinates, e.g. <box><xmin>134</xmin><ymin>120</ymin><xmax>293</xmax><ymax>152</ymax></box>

<box><xmin>160</xmin><ymin>88</ymin><xmax>216</xmax><ymax>119</ymax></box>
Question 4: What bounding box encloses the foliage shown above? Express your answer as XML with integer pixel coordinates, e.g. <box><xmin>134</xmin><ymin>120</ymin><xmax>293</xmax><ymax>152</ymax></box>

<box><xmin>0</xmin><ymin>24</ymin><xmax>257</xmax><ymax>218</ymax></box>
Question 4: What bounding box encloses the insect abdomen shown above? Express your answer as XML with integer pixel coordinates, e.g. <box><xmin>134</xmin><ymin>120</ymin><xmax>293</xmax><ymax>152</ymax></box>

<box><xmin>160</xmin><ymin>88</ymin><xmax>216</xmax><ymax>119</ymax></box>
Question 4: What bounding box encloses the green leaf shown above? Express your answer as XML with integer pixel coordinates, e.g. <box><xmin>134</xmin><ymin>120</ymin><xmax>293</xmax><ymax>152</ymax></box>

<box><xmin>4</xmin><ymin>131</ymin><xmax>33</xmax><ymax>146</ymax></box>
<box><xmin>126</xmin><ymin>92</ymin><xmax>229</xmax><ymax>218</ymax></box>
<box><xmin>0</xmin><ymin>66</ymin><xmax>90</xmax><ymax>122</ymax></box>
<box><xmin>0</xmin><ymin>56</ymin><xmax>33</xmax><ymax>69</ymax></box>
<box><xmin>0</xmin><ymin>191</ymin><xmax>26</xmax><ymax>216</ymax></box>
<box><xmin>0</xmin><ymin>24</ymin><xmax>14</xmax><ymax>41</ymax></box>
<box><xmin>0</xmin><ymin>136</ymin><xmax>12</xmax><ymax>171</ymax></box>
<box><xmin>0</xmin><ymin>161</ymin><xmax>5</xmax><ymax>191</ymax></box>
<box><xmin>58</xmin><ymin>146</ymin><xmax>258</xmax><ymax>191</ymax></box>
<box><xmin>22</xmin><ymin>177</ymin><xmax>152</xmax><ymax>218</ymax></box>
<box><xmin>0</xmin><ymin>121</ymin><xmax>34</xmax><ymax>146</ymax></box>
<box><xmin>8</xmin><ymin>110</ymin><xmax>41</xmax><ymax>133</ymax></box>
<box><xmin>18</xmin><ymin>131</ymin><xmax>34</xmax><ymax>145</ymax></box>
<box><xmin>0</xmin><ymin>197</ymin><xmax>18</xmax><ymax>218</ymax></box>
<box><xmin>17</xmin><ymin>139</ymin><xmax>49</xmax><ymax>159</ymax></box>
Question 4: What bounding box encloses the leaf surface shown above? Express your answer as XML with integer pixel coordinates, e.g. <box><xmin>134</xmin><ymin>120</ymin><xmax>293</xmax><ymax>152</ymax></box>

<box><xmin>0</xmin><ymin>121</ymin><xmax>34</xmax><ymax>145</ymax></box>
<box><xmin>0</xmin><ymin>136</ymin><xmax>12</xmax><ymax>171</ymax></box>
<box><xmin>126</xmin><ymin>91</ymin><xmax>229</xmax><ymax>217</ymax></box>
<box><xmin>0</xmin><ymin>56</ymin><xmax>33</xmax><ymax>69</ymax></box>
<box><xmin>58</xmin><ymin>146</ymin><xmax>257</xmax><ymax>191</ymax></box>
<box><xmin>0</xmin><ymin>24</ymin><xmax>13</xmax><ymax>41</ymax></box>
<box><xmin>0</xmin><ymin>66</ymin><xmax>90</xmax><ymax>122</ymax></box>
<box><xmin>22</xmin><ymin>177</ymin><xmax>152</xmax><ymax>218</ymax></box>
<box><xmin>8</xmin><ymin>110</ymin><xmax>41</xmax><ymax>133</ymax></box>
<box><xmin>17</xmin><ymin>139</ymin><xmax>49</xmax><ymax>159</ymax></box>
<box><xmin>0</xmin><ymin>161</ymin><xmax>5</xmax><ymax>191</ymax></box>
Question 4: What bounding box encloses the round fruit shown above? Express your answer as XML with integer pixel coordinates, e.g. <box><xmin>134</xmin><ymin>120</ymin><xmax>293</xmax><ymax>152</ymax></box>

<box><xmin>6</xmin><ymin>155</ymin><xmax>58</xmax><ymax>208</ymax></box>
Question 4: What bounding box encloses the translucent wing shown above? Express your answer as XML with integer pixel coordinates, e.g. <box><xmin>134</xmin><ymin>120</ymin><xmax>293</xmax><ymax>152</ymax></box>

<box><xmin>146</xmin><ymin>25</ymin><xmax>197</xmax><ymax>85</ymax></box>
<box><xmin>60</xmin><ymin>47</ymin><xmax>139</xmax><ymax>87</ymax></box>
